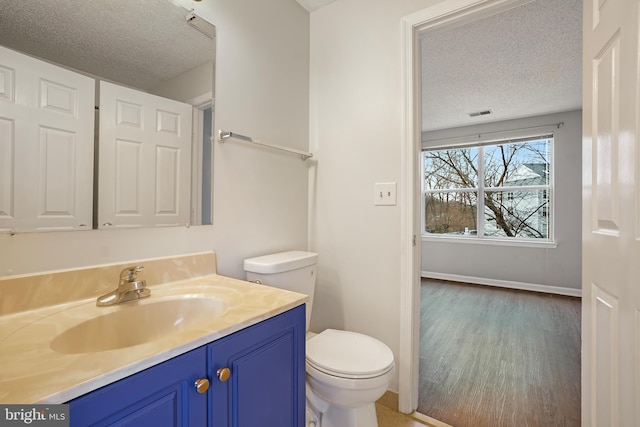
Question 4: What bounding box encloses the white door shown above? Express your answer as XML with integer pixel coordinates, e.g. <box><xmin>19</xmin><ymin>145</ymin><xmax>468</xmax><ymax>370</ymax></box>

<box><xmin>582</xmin><ymin>0</ymin><xmax>640</xmax><ymax>423</ymax></box>
<box><xmin>98</xmin><ymin>81</ymin><xmax>192</xmax><ymax>228</ymax></box>
<box><xmin>0</xmin><ymin>45</ymin><xmax>94</xmax><ymax>232</ymax></box>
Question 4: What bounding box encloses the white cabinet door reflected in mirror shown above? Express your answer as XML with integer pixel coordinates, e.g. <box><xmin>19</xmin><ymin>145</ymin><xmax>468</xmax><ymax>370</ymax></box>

<box><xmin>98</xmin><ymin>81</ymin><xmax>193</xmax><ymax>229</ymax></box>
<box><xmin>0</xmin><ymin>45</ymin><xmax>94</xmax><ymax>232</ymax></box>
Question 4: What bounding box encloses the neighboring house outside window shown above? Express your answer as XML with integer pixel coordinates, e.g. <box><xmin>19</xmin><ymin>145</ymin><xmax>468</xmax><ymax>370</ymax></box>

<box><xmin>422</xmin><ymin>136</ymin><xmax>552</xmax><ymax>241</ymax></box>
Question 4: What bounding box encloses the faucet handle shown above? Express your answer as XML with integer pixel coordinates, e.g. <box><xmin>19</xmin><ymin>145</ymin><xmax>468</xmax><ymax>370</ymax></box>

<box><xmin>120</xmin><ymin>265</ymin><xmax>144</xmax><ymax>283</ymax></box>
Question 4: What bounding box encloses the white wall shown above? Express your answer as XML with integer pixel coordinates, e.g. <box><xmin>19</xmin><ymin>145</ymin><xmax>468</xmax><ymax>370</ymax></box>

<box><xmin>150</xmin><ymin>61</ymin><xmax>214</xmax><ymax>102</ymax></box>
<box><xmin>0</xmin><ymin>0</ymin><xmax>310</xmax><ymax>280</ymax></box>
<box><xmin>421</xmin><ymin>110</ymin><xmax>582</xmax><ymax>292</ymax></box>
<box><xmin>308</xmin><ymin>0</ymin><xmax>449</xmax><ymax>392</ymax></box>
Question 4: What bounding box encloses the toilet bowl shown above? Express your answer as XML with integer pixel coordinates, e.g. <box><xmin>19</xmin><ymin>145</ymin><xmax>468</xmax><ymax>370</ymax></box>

<box><xmin>305</xmin><ymin>329</ymin><xmax>394</xmax><ymax>427</ymax></box>
<box><xmin>244</xmin><ymin>251</ymin><xmax>395</xmax><ymax>427</ymax></box>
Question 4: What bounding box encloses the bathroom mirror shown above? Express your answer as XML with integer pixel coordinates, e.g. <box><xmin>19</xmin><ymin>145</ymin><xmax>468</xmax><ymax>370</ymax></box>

<box><xmin>0</xmin><ymin>0</ymin><xmax>215</xmax><ymax>231</ymax></box>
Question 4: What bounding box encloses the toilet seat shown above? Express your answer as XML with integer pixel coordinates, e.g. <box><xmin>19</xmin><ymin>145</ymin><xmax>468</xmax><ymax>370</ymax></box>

<box><xmin>306</xmin><ymin>329</ymin><xmax>394</xmax><ymax>379</ymax></box>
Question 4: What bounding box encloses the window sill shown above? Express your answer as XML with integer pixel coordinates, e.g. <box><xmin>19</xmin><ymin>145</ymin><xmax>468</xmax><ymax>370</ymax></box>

<box><xmin>421</xmin><ymin>235</ymin><xmax>558</xmax><ymax>249</ymax></box>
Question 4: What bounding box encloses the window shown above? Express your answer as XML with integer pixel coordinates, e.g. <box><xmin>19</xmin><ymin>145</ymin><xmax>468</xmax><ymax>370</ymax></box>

<box><xmin>422</xmin><ymin>136</ymin><xmax>552</xmax><ymax>241</ymax></box>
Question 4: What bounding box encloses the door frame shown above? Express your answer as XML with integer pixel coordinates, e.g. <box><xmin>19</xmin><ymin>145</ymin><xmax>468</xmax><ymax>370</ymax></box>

<box><xmin>398</xmin><ymin>0</ymin><xmax>546</xmax><ymax>413</ymax></box>
<box><xmin>187</xmin><ymin>92</ymin><xmax>214</xmax><ymax>226</ymax></box>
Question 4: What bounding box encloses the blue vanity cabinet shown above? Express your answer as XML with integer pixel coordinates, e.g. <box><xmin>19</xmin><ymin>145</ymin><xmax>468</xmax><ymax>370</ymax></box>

<box><xmin>67</xmin><ymin>346</ymin><xmax>208</xmax><ymax>427</ymax></box>
<box><xmin>65</xmin><ymin>304</ymin><xmax>305</xmax><ymax>427</ymax></box>
<box><xmin>208</xmin><ymin>304</ymin><xmax>306</xmax><ymax>427</ymax></box>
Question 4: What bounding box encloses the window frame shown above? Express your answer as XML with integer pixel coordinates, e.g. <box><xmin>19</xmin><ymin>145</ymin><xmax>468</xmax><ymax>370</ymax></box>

<box><xmin>421</xmin><ymin>134</ymin><xmax>555</xmax><ymax>246</ymax></box>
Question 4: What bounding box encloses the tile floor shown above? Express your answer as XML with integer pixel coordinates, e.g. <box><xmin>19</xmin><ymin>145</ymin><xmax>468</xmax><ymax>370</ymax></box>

<box><xmin>376</xmin><ymin>404</ymin><xmax>431</xmax><ymax>427</ymax></box>
<box><xmin>376</xmin><ymin>392</ymin><xmax>445</xmax><ymax>427</ymax></box>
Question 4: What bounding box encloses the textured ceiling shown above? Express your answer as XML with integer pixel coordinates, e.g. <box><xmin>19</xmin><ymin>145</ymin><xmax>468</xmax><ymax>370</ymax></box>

<box><xmin>296</xmin><ymin>0</ymin><xmax>337</xmax><ymax>12</ymax></box>
<box><xmin>0</xmin><ymin>0</ymin><xmax>215</xmax><ymax>92</ymax></box>
<box><xmin>420</xmin><ymin>0</ymin><xmax>582</xmax><ymax>132</ymax></box>
<box><xmin>1</xmin><ymin>0</ymin><xmax>579</xmax><ymax>130</ymax></box>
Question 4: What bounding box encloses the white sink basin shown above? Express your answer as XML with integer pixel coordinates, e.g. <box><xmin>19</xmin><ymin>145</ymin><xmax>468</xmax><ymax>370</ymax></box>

<box><xmin>50</xmin><ymin>296</ymin><xmax>229</xmax><ymax>354</ymax></box>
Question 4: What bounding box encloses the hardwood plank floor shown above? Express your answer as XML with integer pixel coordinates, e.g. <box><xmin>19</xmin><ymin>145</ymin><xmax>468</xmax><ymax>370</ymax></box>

<box><xmin>418</xmin><ymin>279</ymin><xmax>581</xmax><ymax>427</ymax></box>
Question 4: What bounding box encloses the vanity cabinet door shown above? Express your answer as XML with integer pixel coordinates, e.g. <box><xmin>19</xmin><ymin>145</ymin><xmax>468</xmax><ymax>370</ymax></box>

<box><xmin>67</xmin><ymin>347</ymin><xmax>208</xmax><ymax>427</ymax></box>
<box><xmin>208</xmin><ymin>305</ymin><xmax>305</xmax><ymax>427</ymax></box>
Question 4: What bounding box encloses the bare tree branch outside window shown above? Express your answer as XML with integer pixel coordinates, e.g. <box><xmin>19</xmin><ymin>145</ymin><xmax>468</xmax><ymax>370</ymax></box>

<box><xmin>423</xmin><ymin>138</ymin><xmax>551</xmax><ymax>239</ymax></box>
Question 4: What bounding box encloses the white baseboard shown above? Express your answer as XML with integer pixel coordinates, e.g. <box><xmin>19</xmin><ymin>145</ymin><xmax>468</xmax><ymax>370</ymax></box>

<box><xmin>421</xmin><ymin>271</ymin><xmax>582</xmax><ymax>298</ymax></box>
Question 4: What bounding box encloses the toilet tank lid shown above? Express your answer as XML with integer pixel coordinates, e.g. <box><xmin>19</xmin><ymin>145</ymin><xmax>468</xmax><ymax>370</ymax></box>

<box><xmin>243</xmin><ymin>251</ymin><xmax>318</xmax><ymax>274</ymax></box>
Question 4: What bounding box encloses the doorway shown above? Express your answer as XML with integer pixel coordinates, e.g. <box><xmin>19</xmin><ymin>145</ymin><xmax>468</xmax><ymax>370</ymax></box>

<box><xmin>398</xmin><ymin>0</ymin><xmax>582</xmax><ymax>419</ymax></box>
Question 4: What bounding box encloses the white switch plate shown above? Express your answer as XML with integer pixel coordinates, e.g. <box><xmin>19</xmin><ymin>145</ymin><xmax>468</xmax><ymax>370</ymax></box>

<box><xmin>374</xmin><ymin>182</ymin><xmax>397</xmax><ymax>206</ymax></box>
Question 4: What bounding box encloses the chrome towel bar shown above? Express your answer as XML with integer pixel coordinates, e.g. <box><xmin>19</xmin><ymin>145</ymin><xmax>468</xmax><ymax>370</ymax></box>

<box><xmin>218</xmin><ymin>129</ymin><xmax>313</xmax><ymax>161</ymax></box>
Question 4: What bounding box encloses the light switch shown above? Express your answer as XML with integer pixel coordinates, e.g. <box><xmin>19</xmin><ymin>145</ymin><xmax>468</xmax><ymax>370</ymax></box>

<box><xmin>374</xmin><ymin>182</ymin><xmax>397</xmax><ymax>206</ymax></box>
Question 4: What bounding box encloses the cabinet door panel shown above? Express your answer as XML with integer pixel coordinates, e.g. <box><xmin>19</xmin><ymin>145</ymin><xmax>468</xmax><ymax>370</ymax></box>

<box><xmin>209</xmin><ymin>305</ymin><xmax>305</xmax><ymax>427</ymax></box>
<box><xmin>67</xmin><ymin>347</ymin><xmax>207</xmax><ymax>427</ymax></box>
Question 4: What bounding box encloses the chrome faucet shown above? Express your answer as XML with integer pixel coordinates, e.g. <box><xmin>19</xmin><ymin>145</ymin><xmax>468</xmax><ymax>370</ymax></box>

<box><xmin>96</xmin><ymin>265</ymin><xmax>150</xmax><ymax>306</ymax></box>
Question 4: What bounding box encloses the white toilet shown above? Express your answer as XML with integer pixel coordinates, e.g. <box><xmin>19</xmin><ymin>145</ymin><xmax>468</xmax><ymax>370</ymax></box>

<box><xmin>244</xmin><ymin>251</ymin><xmax>394</xmax><ymax>427</ymax></box>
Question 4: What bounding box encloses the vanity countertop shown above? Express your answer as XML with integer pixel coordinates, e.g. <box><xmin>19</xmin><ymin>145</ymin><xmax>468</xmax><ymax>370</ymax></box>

<box><xmin>0</xmin><ymin>274</ymin><xmax>308</xmax><ymax>404</ymax></box>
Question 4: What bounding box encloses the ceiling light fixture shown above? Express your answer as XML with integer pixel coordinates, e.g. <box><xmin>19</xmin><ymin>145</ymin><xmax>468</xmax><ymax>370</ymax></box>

<box><xmin>186</xmin><ymin>10</ymin><xmax>215</xmax><ymax>39</ymax></box>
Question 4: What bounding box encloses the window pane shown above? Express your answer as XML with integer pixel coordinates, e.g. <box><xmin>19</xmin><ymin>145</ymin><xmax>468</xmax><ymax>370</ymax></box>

<box><xmin>425</xmin><ymin>192</ymin><xmax>477</xmax><ymax>235</ymax></box>
<box><xmin>424</xmin><ymin>148</ymin><xmax>478</xmax><ymax>190</ymax></box>
<box><xmin>483</xmin><ymin>189</ymin><xmax>549</xmax><ymax>238</ymax></box>
<box><xmin>484</xmin><ymin>139</ymin><xmax>551</xmax><ymax>187</ymax></box>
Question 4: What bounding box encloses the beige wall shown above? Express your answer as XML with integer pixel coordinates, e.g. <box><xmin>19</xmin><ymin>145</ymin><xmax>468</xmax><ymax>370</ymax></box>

<box><xmin>308</xmin><ymin>0</ymin><xmax>445</xmax><ymax>392</ymax></box>
<box><xmin>0</xmin><ymin>0</ymin><xmax>310</xmax><ymax>280</ymax></box>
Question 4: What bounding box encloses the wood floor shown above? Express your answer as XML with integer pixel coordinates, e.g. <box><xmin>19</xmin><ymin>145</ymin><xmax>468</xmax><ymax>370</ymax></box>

<box><xmin>418</xmin><ymin>279</ymin><xmax>581</xmax><ymax>427</ymax></box>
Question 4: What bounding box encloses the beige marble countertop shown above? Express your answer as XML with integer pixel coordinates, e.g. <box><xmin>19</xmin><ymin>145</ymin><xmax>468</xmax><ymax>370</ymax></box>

<box><xmin>0</xmin><ymin>274</ymin><xmax>307</xmax><ymax>404</ymax></box>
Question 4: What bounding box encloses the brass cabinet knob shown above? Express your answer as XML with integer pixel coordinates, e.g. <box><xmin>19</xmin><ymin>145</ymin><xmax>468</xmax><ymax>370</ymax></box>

<box><xmin>216</xmin><ymin>367</ymin><xmax>231</xmax><ymax>382</ymax></box>
<box><xmin>195</xmin><ymin>378</ymin><xmax>210</xmax><ymax>394</ymax></box>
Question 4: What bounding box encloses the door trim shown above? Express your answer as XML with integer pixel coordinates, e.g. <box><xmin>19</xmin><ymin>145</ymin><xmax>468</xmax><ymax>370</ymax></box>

<box><xmin>187</xmin><ymin>92</ymin><xmax>213</xmax><ymax>226</ymax></box>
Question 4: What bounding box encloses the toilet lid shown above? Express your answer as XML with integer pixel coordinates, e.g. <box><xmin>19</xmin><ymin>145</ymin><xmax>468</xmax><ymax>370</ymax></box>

<box><xmin>306</xmin><ymin>329</ymin><xmax>394</xmax><ymax>378</ymax></box>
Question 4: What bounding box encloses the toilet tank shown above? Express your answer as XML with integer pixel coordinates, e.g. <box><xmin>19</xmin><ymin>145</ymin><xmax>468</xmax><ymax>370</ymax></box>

<box><xmin>244</xmin><ymin>251</ymin><xmax>318</xmax><ymax>329</ymax></box>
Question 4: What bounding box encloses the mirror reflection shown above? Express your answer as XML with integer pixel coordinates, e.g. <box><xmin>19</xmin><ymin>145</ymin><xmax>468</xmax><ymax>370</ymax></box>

<box><xmin>0</xmin><ymin>0</ymin><xmax>215</xmax><ymax>232</ymax></box>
